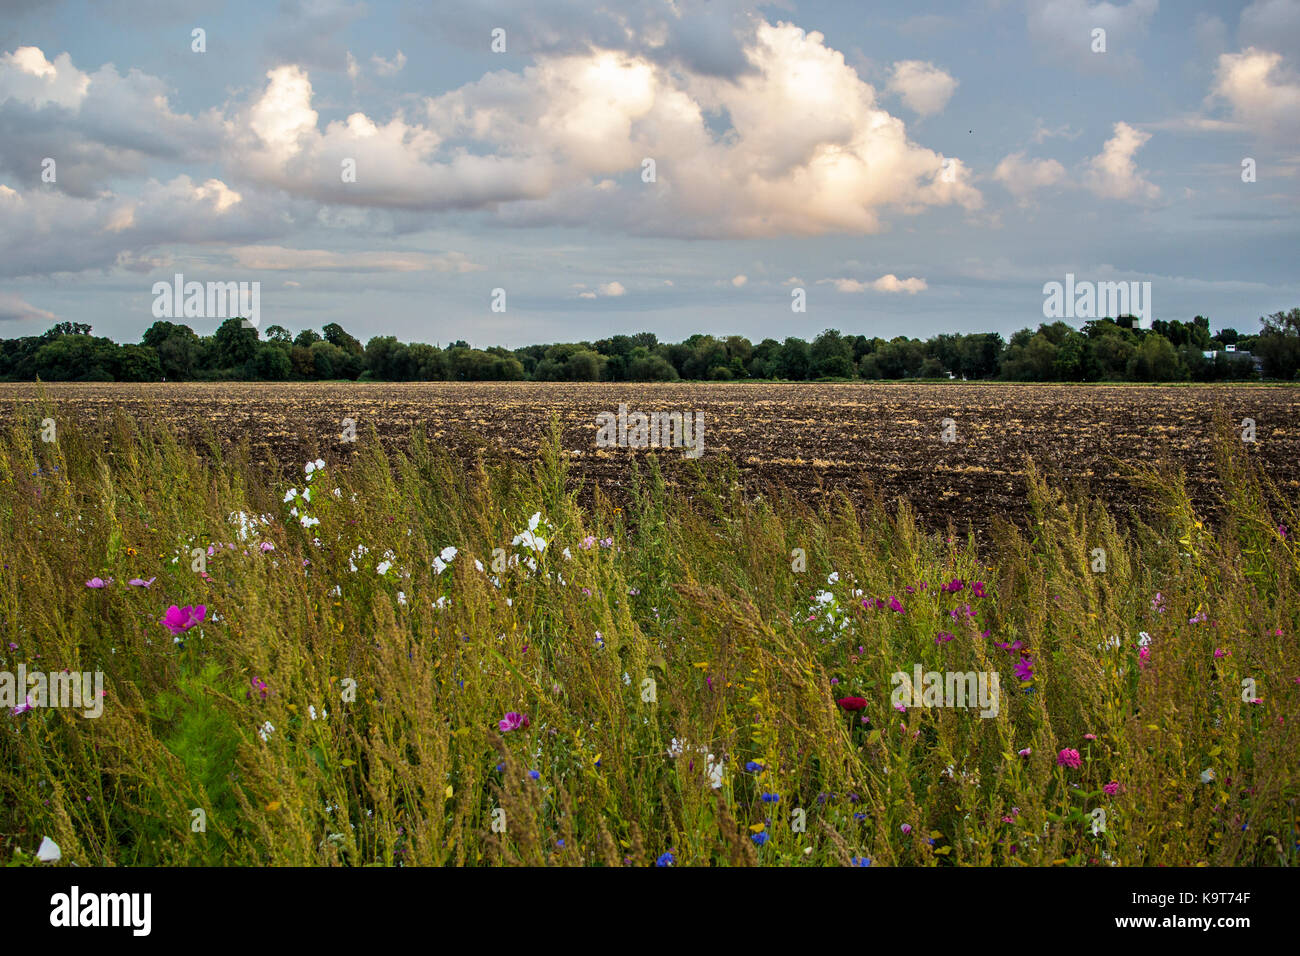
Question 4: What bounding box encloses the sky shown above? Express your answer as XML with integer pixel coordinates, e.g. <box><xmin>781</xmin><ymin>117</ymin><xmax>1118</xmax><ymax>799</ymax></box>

<box><xmin>0</xmin><ymin>0</ymin><xmax>1297</xmax><ymax>348</ymax></box>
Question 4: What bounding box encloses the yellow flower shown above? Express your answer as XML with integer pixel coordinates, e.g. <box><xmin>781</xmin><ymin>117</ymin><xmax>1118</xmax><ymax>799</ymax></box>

<box><xmin>266</xmin><ymin>801</ymin><xmax>282</xmax><ymax>812</ymax></box>
<box><xmin>749</xmin><ymin>822</ymin><xmax>765</xmax><ymax>833</ymax></box>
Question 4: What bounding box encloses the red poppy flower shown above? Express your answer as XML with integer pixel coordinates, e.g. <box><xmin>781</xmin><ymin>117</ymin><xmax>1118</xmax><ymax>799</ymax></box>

<box><xmin>836</xmin><ymin>696</ymin><xmax>868</xmax><ymax>711</ymax></box>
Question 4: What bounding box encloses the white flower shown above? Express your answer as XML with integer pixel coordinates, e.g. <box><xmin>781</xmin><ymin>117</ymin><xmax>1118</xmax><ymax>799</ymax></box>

<box><xmin>314</xmin><ymin>458</ymin><xmax>326</xmax><ymax>472</ymax></box>
<box><xmin>668</xmin><ymin>738</ymin><xmax>685</xmax><ymax>758</ymax></box>
<box><xmin>304</xmin><ymin>461</ymin><xmax>315</xmax><ymax>475</ymax></box>
<box><xmin>36</xmin><ymin>836</ymin><xmax>61</xmax><ymax>862</ymax></box>
<box><xmin>474</xmin><ymin>558</ymin><xmax>484</xmax><ymax>572</ymax></box>
<box><xmin>828</xmin><ymin>572</ymin><xmax>840</xmax><ymax>584</ymax></box>
<box><xmin>562</xmin><ymin>547</ymin><xmax>572</xmax><ymax>560</ymax></box>
<box><xmin>302</xmin><ymin>487</ymin><xmax>312</xmax><ymax>502</ymax></box>
<box><xmin>1200</xmin><ymin>768</ymin><xmax>1215</xmax><ymax>784</ymax></box>
<box><xmin>440</xmin><ymin>545</ymin><xmax>458</xmax><ymax>562</ymax></box>
<box><xmin>309</xmin><ymin>705</ymin><xmax>318</xmax><ymax>721</ymax></box>
<box><xmin>529</xmin><ymin>512</ymin><xmax>541</xmax><ymax>531</ymax></box>
<box><xmin>300</xmin><ymin>515</ymin><xmax>319</xmax><ymax>529</ymax></box>
<box><xmin>1138</xmin><ymin>632</ymin><xmax>1152</xmax><ymax>647</ymax></box>
<box><xmin>705</xmin><ymin>754</ymin><xmax>725</xmax><ymax>789</ymax></box>
<box><xmin>259</xmin><ymin>720</ymin><xmax>275</xmax><ymax>742</ymax></box>
<box><xmin>376</xmin><ymin>560</ymin><xmax>392</xmax><ymax>576</ymax></box>
<box><xmin>284</xmin><ymin>488</ymin><xmax>298</xmax><ymax>503</ymax></box>
<box><xmin>622</xmin><ymin>672</ymin><xmax>631</xmax><ymax>685</ymax></box>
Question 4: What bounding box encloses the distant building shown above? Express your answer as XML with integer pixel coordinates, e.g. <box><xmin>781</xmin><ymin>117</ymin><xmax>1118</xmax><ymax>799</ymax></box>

<box><xmin>1203</xmin><ymin>348</ymin><xmax>1264</xmax><ymax>373</ymax></box>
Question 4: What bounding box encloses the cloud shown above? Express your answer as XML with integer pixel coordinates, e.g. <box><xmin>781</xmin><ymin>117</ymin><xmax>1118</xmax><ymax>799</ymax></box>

<box><xmin>1082</xmin><ymin>122</ymin><xmax>1160</xmax><ymax>201</ymax></box>
<box><xmin>731</xmin><ymin>274</ymin><xmax>747</xmax><ymax>287</ymax></box>
<box><xmin>994</xmin><ymin>151</ymin><xmax>1068</xmax><ymax>201</ymax></box>
<box><xmin>1238</xmin><ymin>0</ymin><xmax>1300</xmax><ymax>56</ymax></box>
<box><xmin>371</xmin><ymin>50</ymin><xmax>407</xmax><ymax>76</ymax></box>
<box><xmin>818</xmin><ymin>275</ymin><xmax>927</xmax><ymax>293</ymax></box>
<box><xmin>1025</xmin><ymin>0</ymin><xmax>1159</xmax><ymax>71</ymax></box>
<box><xmin>871</xmin><ymin>274</ymin><xmax>927</xmax><ymax>293</ymax></box>
<box><xmin>597</xmin><ymin>280</ymin><xmax>626</xmax><ymax>296</ymax></box>
<box><xmin>0</xmin><ymin>291</ymin><xmax>56</xmax><ymax>322</ymax></box>
<box><xmin>1210</xmin><ymin>47</ymin><xmax>1300</xmax><ymax>139</ymax></box>
<box><xmin>229</xmin><ymin>20</ymin><xmax>981</xmax><ymax>237</ymax></box>
<box><xmin>227</xmin><ymin>245</ymin><xmax>483</xmax><ymax>272</ymax></box>
<box><xmin>887</xmin><ymin>60</ymin><xmax>958</xmax><ymax>116</ymax></box>
<box><xmin>577</xmin><ymin>291</ymin><xmax>596</xmax><ymax>298</ymax></box>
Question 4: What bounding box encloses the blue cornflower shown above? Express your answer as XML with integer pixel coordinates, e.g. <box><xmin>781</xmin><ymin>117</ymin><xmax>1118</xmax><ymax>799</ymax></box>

<box><xmin>528</xmin><ymin>770</ymin><xmax>540</xmax><ymax>780</ymax></box>
<box><xmin>745</xmin><ymin>761</ymin><xmax>765</xmax><ymax>773</ymax></box>
<box><xmin>752</xmin><ymin>832</ymin><xmax>770</xmax><ymax>846</ymax></box>
<box><xmin>851</xmin><ymin>856</ymin><xmax>872</xmax><ymax>867</ymax></box>
<box><xmin>761</xmin><ymin>793</ymin><xmax>780</xmax><ymax>803</ymax></box>
<box><xmin>656</xmin><ymin>851</ymin><xmax>674</xmax><ymax>867</ymax></box>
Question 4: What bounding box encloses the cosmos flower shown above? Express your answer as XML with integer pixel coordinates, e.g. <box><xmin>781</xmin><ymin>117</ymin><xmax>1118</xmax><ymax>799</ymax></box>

<box><xmin>162</xmin><ymin>604</ymin><xmax>206</xmax><ymax>635</ymax></box>
<box><xmin>1057</xmin><ymin>748</ymin><xmax>1082</xmax><ymax>769</ymax></box>
<box><xmin>128</xmin><ymin>577</ymin><xmax>156</xmax><ymax>587</ymax></box>
<box><xmin>1018</xmin><ymin>747</ymin><xmax>1031</xmax><ymax>758</ymax></box>
<box><xmin>1014</xmin><ymin>657</ymin><xmax>1034</xmax><ymax>681</ymax></box>
<box><xmin>11</xmin><ymin>694</ymin><xmax>34</xmax><ymax>716</ymax></box>
<box><xmin>498</xmin><ymin>711</ymin><xmax>530</xmax><ymax>733</ymax></box>
<box><xmin>972</xmin><ymin>582</ymin><xmax>987</xmax><ymax>598</ymax></box>
<box><xmin>86</xmin><ymin>577</ymin><xmax>111</xmax><ymax>588</ymax></box>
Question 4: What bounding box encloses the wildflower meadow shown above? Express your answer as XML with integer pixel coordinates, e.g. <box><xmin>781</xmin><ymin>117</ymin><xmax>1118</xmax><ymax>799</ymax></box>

<box><xmin>1</xmin><ymin>403</ymin><xmax>1297</xmax><ymax>868</ymax></box>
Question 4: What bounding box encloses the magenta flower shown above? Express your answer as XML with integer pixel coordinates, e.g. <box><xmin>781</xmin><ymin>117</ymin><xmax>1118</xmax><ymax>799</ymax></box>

<box><xmin>1083</xmin><ymin>733</ymin><xmax>1096</xmax><ymax>741</ymax></box>
<box><xmin>259</xmin><ymin>542</ymin><xmax>275</xmax><ymax>553</ymax></box>
<box><xmin>162</xmin><ymin>604</ymin><xmax>206</xmax><ymax>635</ymax></box>
<box><xmin>941</xmin><ymin>578</ymin><xmax>964</xmax><ymax>594</ymax></box>
<box><xmin>900</xmin><ymin>824</ymin><xmax>912</xmax><ymax>835</ymax></box>
<box><xmin>1103</xmin><ymin>780</ymin><xmax>1121</xmax><ymax>796</ymax></box>
<box><xmin>1138</xmin><ymin>646</ymin><xmax>1151</xmax><ymax>668</ymax></box>
<box><xmin>935</xmin><ymin>631</ymin><xmax>955</xmax><ymax>645</ymax></box>
<box><xmin>1057</xmin><ymin>748</ymin><xmax>1082</xmax><ymax>769</ymax></box>
<box><xmin>1279</xmin><ymin>525</ymin><xmax>1288</xmax><ymax>540</ymax></box>
<box><xmin>86</xmin><ymin>577</ymin><xmax>111</xmax><ymax>588</ymax></box>
<box><xmin>1214</xmin><ymin>648</ymin><xmax>1228</xmax><ymax>659</ymax></box>
<box><xmin>1017</xmin><ymin>747</ymin><xmax>1031</xmax><ymax>758</ymax></box>
<box><xmin>128</xmin><ymin>577</ymin><xmax>156</xmax><ymax>588</ymax></box>
<box><xmin>888</xmin><ymin>596</ymin><xmax>904</xmax><ymax>613</ymax></box>
<box><xmin>1014</xmin><ymin>656</ymin><xmax>1034</xmax><ymax>681</ymax></box>
<box><xmin>11</xmin><ymin>694</ymin><xmax>34</xmax><ymax>716</ymax></box>
<box><xmin>972</xmin><ymin>582</ymin><xmax>987</xmax><ymax>598</ymax></box>
<box><xmin>498</xmin><ymin>711</ymin><xmax>530</xmax><ymax>733</ymax></box>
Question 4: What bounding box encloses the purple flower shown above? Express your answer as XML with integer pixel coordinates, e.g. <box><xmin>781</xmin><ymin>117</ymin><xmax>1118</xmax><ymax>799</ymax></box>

<box><xmin>85</xmin><ymin>577</ymin><xmax>111</xmax><ymax>588</ymax></box>
<box><xmin>498</xmin><ymin>711</ymin><xmax>530</xmax><ymax>733</ymax></box>
<box><xmin>1057</xmin><ymin>748</ymin><xmax>1082</xmax><ymax>769</ymax></box>
<box><xmin>162</xmin><ymin>604</ymin><xmax>206</xmax><ymax>635</ymax></box>
<box><xmin>900</xmin><ymin>824</ymin><xmax>912</xmax><ymax>835</ymax></box>
<box><xmin>128</xmin><ymin>577</ymin><xmax>156</xmax><ymax>588</ymax></box>
<box><xmin>11</xmin><ymin>694</ymin><xmax>34</xmax><ymax>716</ymax></box>
<box><xmin>1103</xmin><ymin>781</ymin><xmax>1120</xmax><ymax>796</ymax></box>
<box><xmin>1014</xmin><ymin>656</ymin><xmax>1034</xmax><ymax>681</ymax></box>
<box><xmin>935</xmin><ymin>631</ymin><xmax>955</xmax><ymax>645</ymax></box>
<box><xmin>888</xmin><ymin>596</ymin><xmax>904</xmax><ymax>613</ymax></box>
<box><xmin>972</xmin><ymin>582</ymin><xmax>987</xmax><ymax>598</ymax></box>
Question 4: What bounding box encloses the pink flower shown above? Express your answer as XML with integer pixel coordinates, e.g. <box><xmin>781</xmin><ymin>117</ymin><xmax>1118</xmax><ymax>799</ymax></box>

<box><xmin>128</xmin><ymin>577</ymin><xmax>155</xmax><ymax>588</ymax></box>
<box><xmin>1083</xmin><ymin>733</ymin><xmax>1096</xmax><ymax>741</ymax></box>
<box><xmin>11</xmin><ymin>694</ymin><xmax>34</xmax><ymax>716</ymax></box>
<box><xmin>86</xmin><ymin>577</ymin><xmax>111</xmax><ymax>588</ymax></box>
<box><xmin>162</xmin><ymin>604</ymin><xmax>206</xmax><ymax>635</ymax></box>
<box><xmin>1018</xmin><ymin>747</ymin><xmax>1031</xmax><ymax>758</ymax></box>
<box><xmin>498</xmin><ymin>711</ymin><xmax>530</xmax><ymax>733</ymax></box>
<box><xmin>1057</xmin><ymin>748</ymin><xmax>1082</xmax><ymax>769</ymax></box>
<box><xmin>888</xmin><ymin>596</ymin><xmax>904</xmax><ymax>613</ymax></box>
<box><xmin>935</xmin><ymin>631</ymin><xmax>955</xmax><ymax>644</ymax></box>
<box><xmin>1214</xmin><ymin>648</ymin><xmax>1228</xmax><ymax>659</ymax></box>
<box><xmin>1103</xmin><ymin>781</ymin><xmax>1120</xmax><ymax>796</ymax></box>
<box><xmin>1139</xmin><ymin>646</ymin><xmax>1151</xmax><ymax>668</ymax></box>
<box><xmin>259</xmin><ymin>542</ymin><xmax>275</xmax><ymax>553</ymax></box>
<box><xmin>900</xmin><ymin>824</ymin><xmax>912</xmax><ymax>835</ymax></box>
<box><xmin>972</xmin><ymin>582</ymin><xmax>987</xmax><ymax>598</ymax></box>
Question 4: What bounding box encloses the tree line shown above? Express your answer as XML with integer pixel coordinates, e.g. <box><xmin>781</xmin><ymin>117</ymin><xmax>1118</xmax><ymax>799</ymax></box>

<box><xmin>4</xmin><ymin>310</ymin><xmax>1300</xmax><ymax>384</ymax></box>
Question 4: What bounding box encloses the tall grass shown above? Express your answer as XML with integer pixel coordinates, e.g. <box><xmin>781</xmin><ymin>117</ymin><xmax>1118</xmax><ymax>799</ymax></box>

<box><xmin>1</xmin><ymin>403</ymin><xmax>1296</xmax><ymax>866</ymax></box>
